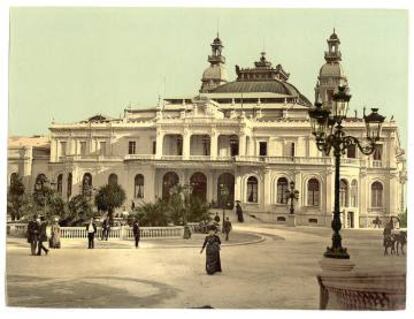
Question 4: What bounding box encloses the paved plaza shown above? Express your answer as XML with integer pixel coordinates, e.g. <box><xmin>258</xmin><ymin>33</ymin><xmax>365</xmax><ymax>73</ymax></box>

<box><xmin>6</xmin><ymin>225</ymin><xmax>406</xmax><ymax>309</ymax></box>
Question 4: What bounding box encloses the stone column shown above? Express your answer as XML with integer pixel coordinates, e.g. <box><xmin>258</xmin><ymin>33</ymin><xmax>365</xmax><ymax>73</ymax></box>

<box><xmin>359</xmin><ymin>170</ymin><xmax>368</xmax><ymax>228</ymax></box>
<box><xmin>234</xmin><ymin>170</ymin><xmax>242</xmax><ymax>202</ymax></box>
<box><xmin>324</xmin><ymin>167</ymin><xmax>334</xmax><ymax>226</ymax></box>
<box><xmin>155</xmin><ymin>131</ymin><xmax>164</xmax><ymax>159</ymax></box>
<box><xmin>262</xmin><ymin>168</ymin><xmax>271</xmax><ymax>210</ymax></box>
<box><xmin>182</xmin><ymin>129</ymin><xmax>191</xmax><ymax>160</ymax></box>
<box><xmin>239</xmin><ymin>134</ymin><xmax>246</xmax><ymax>157</ymax></box>
<box><xmin>210</xmin><ymin>129</ymin><xmax>218</xmax><ymax>160</ymax></box>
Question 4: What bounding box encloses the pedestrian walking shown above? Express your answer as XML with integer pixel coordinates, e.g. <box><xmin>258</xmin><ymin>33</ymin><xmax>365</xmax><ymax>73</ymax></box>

<box><xmin>37</xmin><ymin>216</ymin><xmax>49</xmax><ymax>256</ymax></box>
<box><xmin>200</xmin><ymin>225</ymin><xmax>222</xmax><ymax>275</ymax></box>
<box><xmin>214</xmin><ymin>212</ymin><xmax>221</xmax><ymax>224</ymax></box>
<box><xmin>132</xmin><ymin>219</ymin><xmax>140</xmax><ymax>248</ymax></box>
<box><xmin>223</xmin><ymin>217</ymin><xmax>232</xmax><ymax>241</ymax></box>
<box><xmin>235</xmin><ymin>201</ymin><xmax>244</xmax><ymax>223</ymax></box>
<box><xmin>102</xmin><ymin>217</ymin><xmax>110</xmax><ymax>241</ymax></box>
<box><xmin>86</xmin><ymin>217</ymin><xmax>97</xmax><ymax>249</ymax></box>
<box><xmin>27</xmin><ymin>215</ymin><xmax>39</xmax><ymax>255</ymax></box>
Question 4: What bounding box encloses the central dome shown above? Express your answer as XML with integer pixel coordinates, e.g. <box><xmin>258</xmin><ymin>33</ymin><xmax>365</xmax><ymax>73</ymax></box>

<box><xmin>212</xmin><ymin>80</ymin><xmax>312</xmax><ymax>106</ymax></box>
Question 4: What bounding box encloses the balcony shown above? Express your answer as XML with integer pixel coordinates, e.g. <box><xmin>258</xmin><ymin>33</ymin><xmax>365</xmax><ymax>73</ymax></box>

<box><xmin>124</xmin><ymin>154</ymin><xmax>156</xmax><ymax>161</ymax></box>
<box><xmin>61</xmin><ymin>154</ymin><xmax>123</xmax><ymax>162</ymax></box>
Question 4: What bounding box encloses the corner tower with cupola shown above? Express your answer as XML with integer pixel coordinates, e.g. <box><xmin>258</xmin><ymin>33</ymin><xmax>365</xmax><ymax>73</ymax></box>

<box><xmin>200</xmin><ymin>34</ymin><xmax>228</xmax><ymax>92</ymax></box>
<box><xmin>315</xmin><ymin>29</ymin><xmax>349</xmax><ymax>108</ymax></box>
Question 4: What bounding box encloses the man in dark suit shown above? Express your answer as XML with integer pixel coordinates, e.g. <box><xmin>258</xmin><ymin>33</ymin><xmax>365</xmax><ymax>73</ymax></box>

<box><xmin>86</xmin><ymin>217</ymin><xmax>97</xmax><ymax>249</ymax></box>
<box><xmin>132</xmin><ymin>219</ymin><xmax>140</xmax><ymax>248</ymax></box>
<box><xmin>27</xmin><ymin>214</ymin><xmax>39</xmax><ymax>255</ymax></box>
<box><xmin>37</xmin><ymin>216</ymin><xmax>49</xmax><ymax>256</ymax></box>
<box><xmin>102</xmin><ymin>216</ymin><xmax>110</xmax><ymax>241</ymax></box>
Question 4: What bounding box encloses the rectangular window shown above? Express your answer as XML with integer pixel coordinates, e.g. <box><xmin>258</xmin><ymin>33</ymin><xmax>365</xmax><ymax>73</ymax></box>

<box><xmin>80</xmin><ymin>142</ymin><xmax>87</xmax><ymax>155</ymax></box>
<box><xmin>347</xmin><ymin>144</ymin><xmax>356</xmax><ymax>158</ymax></box>
<box><xmin>152</xmin><ymin>141</ymin><xmax>156</xmax><ymax>155</ymax></box>
<box><xmin>373</xmin><ymin>145</ymin><xmax>383</xmax><ymax>161</ymax></box>
<box><xmin>60</xmin><ymin>142</ymin><xmax>67</xmax><ymax>156</ymax></box>
<box><xmin>290</xmin><ymin>142</ymin><xmax>295</xmax><ymax>157</ymax></box>
<box><xmin>259</xmin><ymin>142</ymin><xmax>267</xmax><ymax>156</ymax></box>
<box><xmin>128</xmin><ymin>141</ymin><xmax>136</xmax><ymax>155</ymax></box>
<box><xmin>99</xmin><ymin>142</ymin><xmax>106</xmax><ymax>155</ymax></box>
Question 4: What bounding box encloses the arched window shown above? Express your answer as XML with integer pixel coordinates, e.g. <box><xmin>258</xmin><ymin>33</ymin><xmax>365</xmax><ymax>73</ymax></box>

<box><xmin>135</xmin><ymin>174</ymin><xmax>144</xmax><ymax>199</ymax></box>
<box><xmin>57</xmin><ymin>174</ymin><xmax>63</xmax><ymax>196</ymax></box>
<box><xmin>247</xmin><ymin>176</ymin><xmax>258</xmax><ymax>203</ymax></box>
<box><xmin>371</xmin><ymin>181</ymin><xmax>383</xmax><ymax>208</ymax></box>
<box><xmin>340</xmin><ymin>179</ymin><xmax>349</xmax><ymax>207</ymax></box>
<box><xmin>67</xmin><ymin>173</ymin><xmax>72</xmax><ymax>199</ymax></box>
<box><xmin>34</xmin><ymin>174</ymin><xmax>47</xmax><ymax>191</ymax></box>
<box><xmin>162</xmin><ymin>172</ymin><xmax>179</xmax><ymax>200</ymax></box>
<box><xmin>10</xmin><ymin>172</ymin><xmax>18</xmax><ymax>186</ymax></box>
<box><xmin>307</xmin><ymin>178</ymin><xmax>320</xmax><ymax>206</ymax></box>
<box><xmin>351</xmin><ymin>180</ymin><xmax>358</xmax><ymax>207</ymax></box>
<box><xmin>276</xmin><ymin>177</ymin><xmax>288</xmax><ymax>204</ymax></box>
<box><xmin>82</xmin><ymin>173</ymin><xmax>92</xmax><ymax>197</ymax></box>
<box><xmin>108</xmin><ymin>173</ymin><xmax>118</xmax><ymax>186</ymax></box>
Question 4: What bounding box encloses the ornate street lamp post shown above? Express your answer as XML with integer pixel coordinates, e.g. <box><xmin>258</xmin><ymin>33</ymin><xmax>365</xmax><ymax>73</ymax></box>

<box><xmin>286</xmin><ymin>181</ymin><xmax>299</xmax><ymax>227</ymax></box>
<box><xmin>308</xmin><ymin>85</ymin><xmax>385</xmax><ymax>259</ymax></box>
<box><xmin>181</xmin><ymin>184</ymin><xmax>192</xmax><ymax>239</ymax></box>
<box><xmin>219</xmin><ymin>183</ymin><xmax>229</xmax><ymax>231</ymax></box>
<box><xmin>287</xmin><ymin>181</ymin><xmax>299</xmax><ymax>215</ymax></box>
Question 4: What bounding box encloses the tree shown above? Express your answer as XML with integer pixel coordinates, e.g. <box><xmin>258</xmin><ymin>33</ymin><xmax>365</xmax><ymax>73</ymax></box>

<box><xmin>32</xmin><ymin>185</ymin><xmax>66</xmax><ymax>222</ymax></box>
<box><xmin>7</xmin><ymin>175</ymin><xmax>26</xmax><ymax>221</ymax></box>
<box><xmin>399</xmin><ymin>208</ymin><xmax>407</xmax><ymax>228</ymax></box>
<box><xmin>187</xmin><ymin>196</ymin><xmax>210</xmax><ymax>223</ymax></box>
<box><xmin>166</xmin><ymin>184</ymin><xmax>210</xmax><ymax>225</ymax></box>
<box><xmin>94</xmin><ymin>183</ymin><xmax>126</xmax><ymax>220</ymax></box>
<box><xmin>133</xmin><ymin>199</ymin><xmax>169</xmax><ymax>226</ymax></box>
<box><xmin>63</xmin><ymin>194</ymin><xmax>94</xmax><ymax>226</ymax></box>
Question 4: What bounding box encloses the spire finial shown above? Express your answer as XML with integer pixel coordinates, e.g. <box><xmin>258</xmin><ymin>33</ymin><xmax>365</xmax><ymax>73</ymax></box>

<box><xmin>333</xmin><ymin>27</ymin><xmax>336</xmax><ymax>34</ymax></box>
<box><xmin>217</xmin><ymin>18</ymin><xmax>220</xmax><ymax>38</ymax></box>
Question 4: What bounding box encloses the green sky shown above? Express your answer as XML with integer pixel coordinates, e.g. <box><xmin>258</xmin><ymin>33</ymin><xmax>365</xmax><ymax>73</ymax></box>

<box><xmin>9</xmin><ymin>7</ymin><xmax>408</xmax><ymax>147</ymax></box>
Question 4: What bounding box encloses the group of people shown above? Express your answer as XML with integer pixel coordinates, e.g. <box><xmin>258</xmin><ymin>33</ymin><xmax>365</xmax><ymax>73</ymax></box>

<box><xmin>26</xmin><ymin>215</ymin><xmax>58</xmax><ymax>256</ymax></box>
<box><xmin>25</xmin><ymin>203</ymin><xmax>246</xmax><ymax>276</ymax></box>
<box><xmin>86</xmin><ymin>217</ymin><xmax>141</xmax><ymax>249</ymax></box>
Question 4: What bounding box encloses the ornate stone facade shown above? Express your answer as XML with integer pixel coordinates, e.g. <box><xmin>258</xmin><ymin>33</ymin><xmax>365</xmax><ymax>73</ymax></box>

<box><xmin>8</xmin><ymin>31</ymin><xmax>406</xmax><ymax>227</ymax></box>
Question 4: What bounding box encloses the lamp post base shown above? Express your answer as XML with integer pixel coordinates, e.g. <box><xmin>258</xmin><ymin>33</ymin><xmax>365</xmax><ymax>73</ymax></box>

<box><xmin>319</xmin><ymin>256</ymin><xmax>355</xmax><ymax>273</ymax></box>
<box><xmin>287</xmin><ymin>214</ymin><xmax>296</xmax><ymax>227</ymax></box>
<box><xmin>324</xmin><ymin>246</ymin><xmax>350</xmax><ymax>259</ymax></box>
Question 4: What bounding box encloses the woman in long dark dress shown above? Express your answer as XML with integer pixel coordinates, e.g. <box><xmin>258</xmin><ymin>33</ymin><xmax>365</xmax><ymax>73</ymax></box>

<box><xmin>200</xmin><ymin>226</ymin><xmax>222</xmax><ymax>275</ymax></box>
<box><xmin>236</xmin><ymin>202</ymin><xmax>244</xmax><ymax>223</ymax></box>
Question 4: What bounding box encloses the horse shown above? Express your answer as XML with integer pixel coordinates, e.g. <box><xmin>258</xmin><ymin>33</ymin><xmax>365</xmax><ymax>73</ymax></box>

<box><xmin>392</xmin><ymin>230</ymin><xmax>407</xmax><ymax>256</ymax></box>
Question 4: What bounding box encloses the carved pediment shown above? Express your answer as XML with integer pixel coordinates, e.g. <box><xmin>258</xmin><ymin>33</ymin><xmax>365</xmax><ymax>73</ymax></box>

<box><xmin>189</xmin><ymin>96</ymin><xmax>224</xmax><ymax>120</ymax></box>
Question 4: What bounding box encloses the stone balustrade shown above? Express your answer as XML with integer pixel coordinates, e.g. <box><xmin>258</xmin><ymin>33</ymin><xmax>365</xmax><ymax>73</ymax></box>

<box><xmin>7</xmin><ymin>223</ymin><xmax>186</xmax><ymax>239</ymax></box>
<box><xmin>317</xmin><ymin>271</ymin><xmax>406</xmax><ymax>310</ymax></box>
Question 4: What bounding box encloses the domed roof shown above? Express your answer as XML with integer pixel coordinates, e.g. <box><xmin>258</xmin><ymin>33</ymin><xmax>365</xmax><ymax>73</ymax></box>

<box><xmin>212</xmin><ymin>80</ymin><xmax>312</xmax><ymax>106</ymax></box>
<box><xmin>329</xmin><ymin>32</ymin><xmax>339</xmax><ymax>40</ymax></box>
<box><xmin>319</xmin><ymin>62</ymin><xmax>345</xmax><ymax>77</ymax></box>
<box><xmin>202</xmin><ymin>64</ymin><xmax>228</xmax><ymax>81</ymax></box>
<box><xmin>213</xmin><ymin>36</ymin><xmax>222</xmax><ymax>45</ymax></box>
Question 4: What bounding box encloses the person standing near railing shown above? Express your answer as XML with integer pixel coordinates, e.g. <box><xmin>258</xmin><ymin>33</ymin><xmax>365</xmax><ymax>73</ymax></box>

<box><xmin>37</xmin><ymin>216</ymin><xmax>49</xmax><ymax>256</ymax></box>
<box><xmin>86</xmin><ymin>218</ymin><xmax>97</xmax><ymax>249</ymax></box>
<box><xmin>26</xmin><ymin>214</ymin><xmax>39</xmax><ymax>256</ymax></box>
<box><xmin>102</xmin><ymin>216</ymin><xmax>110</xmax><ymax>241</ymax></box>
<box><xmin>132</xmin><ymin>218</ymin><xmax>140</xmax><ymax>248</ymax></box>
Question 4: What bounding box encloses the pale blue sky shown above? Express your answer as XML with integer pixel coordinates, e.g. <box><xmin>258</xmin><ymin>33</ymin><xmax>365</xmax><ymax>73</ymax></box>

<box><xmin>9</xmin><ymin>8</ymin><xmax>408</xmax><ymax>146</ymax></box>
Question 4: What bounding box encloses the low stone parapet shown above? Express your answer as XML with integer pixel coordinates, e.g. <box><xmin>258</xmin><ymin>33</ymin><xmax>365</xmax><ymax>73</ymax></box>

<box><xmin>317</xmin><ymin>271</ymin><xmax>406</xmax><ymax>310</ymax></box>
<box><xmin>7</xmin><ymin>223</ymin><xmax>185</xmax><ymax>239</ymax></box>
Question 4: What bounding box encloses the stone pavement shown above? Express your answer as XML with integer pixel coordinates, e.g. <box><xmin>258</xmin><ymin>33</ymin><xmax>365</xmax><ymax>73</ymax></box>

<box><xmin>6</xmin><ymin>224</ymin><xmax>406</xmax><ymax>309</ymax></box>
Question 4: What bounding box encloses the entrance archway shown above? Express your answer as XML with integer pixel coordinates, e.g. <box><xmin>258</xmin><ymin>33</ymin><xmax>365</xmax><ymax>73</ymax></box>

<box><xmin>162</xmin><ymin>172</ymin><xmax>179</xmax><ymax>200</ymax></box>
<box><xmin>217</xmin><ymin>173</ymin><xmax>235</xmax><ymax>209</ymax></box>
<box><xmin>190</xmin><ymin>172</ymin><xmax>207</xmax><ymax>202</ymax></box>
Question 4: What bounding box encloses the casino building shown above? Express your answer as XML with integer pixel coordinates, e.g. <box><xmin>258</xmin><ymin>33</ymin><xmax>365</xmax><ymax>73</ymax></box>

<box><xmin>8</xmin><ymin>31</ymin><xmax>407</xmax><ymax>228</ymax></box>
